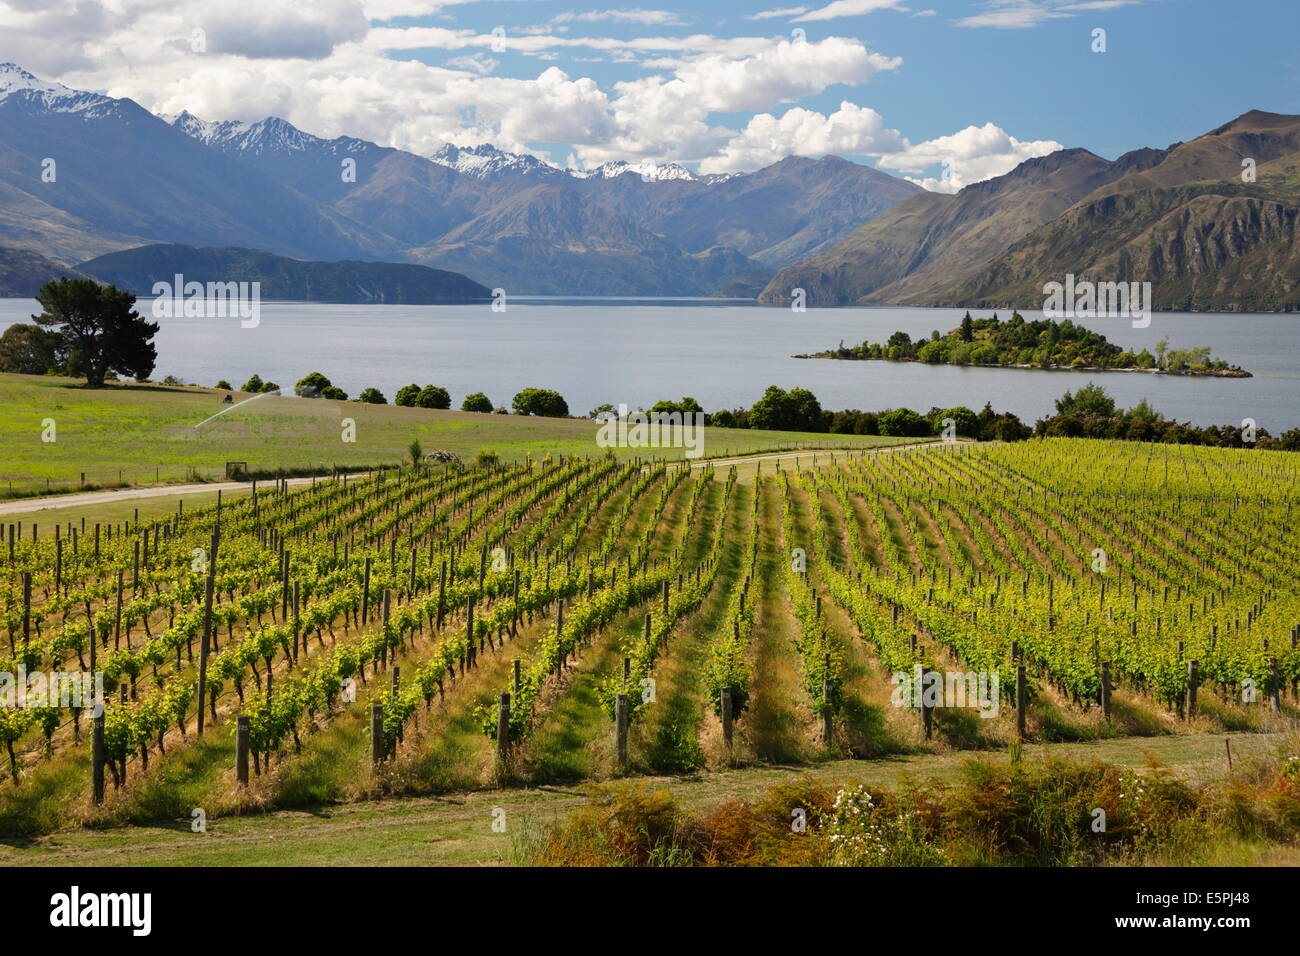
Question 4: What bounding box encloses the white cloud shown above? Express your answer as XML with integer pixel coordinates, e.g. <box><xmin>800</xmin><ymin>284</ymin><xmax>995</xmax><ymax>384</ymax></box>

<box><xmin>700</xmin><ymin>102</ymin><xmax>906</xmax><ymax>172</ymax></box>
<box><xmin>0</xmin><ymin>0</ymin><xmax>1063</xmax><ymax>187</ymax></box>
<box><xmin>877</xmin><ymin>122</ymin><xmax>1063</xmax><ymax>191</ymax></box>
<box><xmin>445</xmin><ymin>52</ymin><xmax>499</xmax><ymax>74</ymax></box>
<box><xmin>792</xmin><ymin>0</ymin><xmax>909</xmax><ymax>22</ymax></box>
<box><xmin>745</xmin><ymin>6</ymin><xmax>810</xmax><ymax>19</ymax></box>
<box><xmin>956</xmin><ymin>0</ymin><xmax>1145</xmax><ymax>29</ymax></box>
<box><xmin>551</xmin><ymin>9</ymin><xmax>687</xmax><ymax>26</ymax></box>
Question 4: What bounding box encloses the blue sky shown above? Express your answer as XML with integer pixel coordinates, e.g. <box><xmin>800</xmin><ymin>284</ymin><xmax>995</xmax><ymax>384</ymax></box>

<box><xmin>3</xmin><ymin>0</ymin><xmax>1297</xmax><ymax>189</ymax></box>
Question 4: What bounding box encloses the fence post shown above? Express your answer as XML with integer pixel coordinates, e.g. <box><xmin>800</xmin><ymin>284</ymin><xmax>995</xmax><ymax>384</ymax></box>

<box><xmin>92</xmin><ymin>712</ymin><xmax>105</xmax><ymax>805</ymax></box>
<box><xmin>721</xmin><ymin>686</ymin><xmax>734</xmax><ymax>750</ymax></box>
<box><xmin>615</xmin><ymin>693</ymin><xmax>629</xmax><ymax>769</ymax></box>
<box><xmin>1016</xmin><ymin>664</ymin><xmax>1027</xmax><ymax>740</ymax></box>
<box><xmin>1100</xmin><ymin>660</ymin><xmax>1111</xmax><ymax>719</ymax></box>
<box><xmin>1186</xmin><ymin>659</ymin><xmax>1198</xmax><ymax>719</ymax></box>
<box><xmin>235</xmin><ymin>715</ymin><xmax>249</xmax><ymax>786</ymax></box>
<box><xmin>823</xmin><ymin>680</ymin><xmax>835</xmax><ymax>744</ymax></box>
<box><xmin>497</xmin><ymin>692</ymin><xmax>511</xmax><ymax>760</ymax></box>
<box><xmin>371</xmin><ymin>703</ymin><xmax>384</xmax><ymax>765</ymax></box>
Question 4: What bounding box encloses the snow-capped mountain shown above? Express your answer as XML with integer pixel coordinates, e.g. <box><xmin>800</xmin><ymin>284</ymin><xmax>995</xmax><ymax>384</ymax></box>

<box><xmin>169</xmin><ymin>111</ymin><xmax>377</xmax><ymax>159</ymax></box>
<box><xmin>0</xmin><ymin>63</ymin><xmax>926</xmax><ymax>293</ymax></box>
<box><xmin>429</xmin><ymin>143</ymin><xmax>565</xmax><ymax>180</ymax></box>
<box><xmin>0</xmin><ymin>62</ymin><xmax>130</xmax><ymax>119</ymax></box>
<box><xmin>579</xmin><ymin>159</ymin><xmax>700</xmax><ymax>182</ymax></box>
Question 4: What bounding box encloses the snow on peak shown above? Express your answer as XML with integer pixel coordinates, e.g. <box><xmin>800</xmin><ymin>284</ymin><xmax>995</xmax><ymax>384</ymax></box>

<box><xmin>582</xmin><ymin>160</ymin><xmax>699</xmax><ymax>182</ymax></box>
<box><xmin>430</xmin><ymin>142</ymin><xmax>562</xmax><ymax>179</ymax></box>
<box><xmin>0</xmin><ymin>63</ymin><xmax>117</xmax><ymax>115</ymax></box>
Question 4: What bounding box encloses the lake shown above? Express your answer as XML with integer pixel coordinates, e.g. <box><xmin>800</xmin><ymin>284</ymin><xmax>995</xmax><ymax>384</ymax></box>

<box><xmin>3</xmin><ymin>297</ymin><xmax>1298</xmax><ymax>431</ymax></box>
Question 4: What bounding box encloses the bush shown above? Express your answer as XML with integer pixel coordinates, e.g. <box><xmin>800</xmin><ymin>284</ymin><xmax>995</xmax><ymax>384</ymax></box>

<box><xmin>512</xmin><ymin>387</ymin><xmax>569</xmax><ymax>417</ymax></box>
<box><xmin>0</xmin><ymin>324</ymin><xmax>64</xmax><ymax>375</ymax></box>
<box><xmin>295</xmin><ymin>372</ymin><xmax>335</xmax><ymax>398</ymax></box>
<box><xmin>748</xmin><ymin>385</ymin><xmax>824</xmax><ymax>432</ymax></box>
<box><xmin>417</xmin><ymin>385</ymin><xmax>451</xmax><ymax>410</ymax></box>
<box><xmin>321</xmin><ymin>385</ymin><xmax>348</xmax><ymax>401</ymax></box>
<box><xmin>931</xmin><ymin>406</ymin><xmax>979</xmax><ymax>439</ymax></box>
<box><xmin>461</xmin><ymin>392</ymin><xmax>493</xmax><ymax>413</ymax></box>
<box><xmin>214</xmin><ymin>380</ymin><xmax>232</xmax><ymax>390</ymax></box>
<box><xmin>241</xmin><ymin>373</ymin><xmax>264</xmax><ymax>393</ymax></box>
<box><xmin>878</xmin><ymin>407</ymin><xmax>932</xmax><ymax>437</ymax></box>
<box><xmin>394</xmin><ymin>383</ymin><xmax>421</xmax><ymax>407</ymax></box>
<box><xmin>358</xmin><ymin>387</ymin><xmax>387</xmax><ymax>404</ymax></box>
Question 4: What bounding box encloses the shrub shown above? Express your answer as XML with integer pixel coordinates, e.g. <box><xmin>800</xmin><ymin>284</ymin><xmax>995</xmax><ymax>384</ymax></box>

<box><xmin>394</xmin><ymin>384</ymin><xmax>421</xmax><ymax>407</ymax></box>
<box><xmin>461</xmin><ymin>392</ymin><xmax>493</xmax><ymax>413</ymax></box>
<box><xmin>512</xmin><ymin>387</ymin><xmax>569</xmax><ymax>417</ymax></box>
<box><xmin>417</xmin><ymin>385</ymin><xmax>451</xmax><ymax>410</ymax></box>
<box><xmin>878</xmin><ymin>407</ymin><xmax>932</xmax><ymax>437</ymax></box>
<box><xmin>295</xmin><ymin>372</ymin><xmax>335</xmax><ymax>398</ymax></box>
<box><xmin>358</xmin><ymin>387</ymin><xmax>386</xmax><ymax>404</ymax></box>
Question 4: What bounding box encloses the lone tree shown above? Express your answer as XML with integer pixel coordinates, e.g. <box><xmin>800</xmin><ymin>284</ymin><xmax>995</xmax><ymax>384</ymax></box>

<box><xmin>32</xmin><ymin>278</ymin><xmax>157</xmax><ymax>387</ymax></box>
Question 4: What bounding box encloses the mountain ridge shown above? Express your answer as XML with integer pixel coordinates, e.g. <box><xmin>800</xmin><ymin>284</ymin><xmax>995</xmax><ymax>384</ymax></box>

<box><xmin>0</xmin><ymin>63</ymin><xmax>925</xmax><ymax>296</ymax></box>
<box><xmin>759</xmin><ymin>109</ymin><xmax>1300</xmax><ymax>311</ymax></box>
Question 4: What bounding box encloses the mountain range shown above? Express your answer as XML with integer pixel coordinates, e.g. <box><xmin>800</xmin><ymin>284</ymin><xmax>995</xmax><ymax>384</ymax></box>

<box><xmin>0</xmin><ymin>63</ymin><xmax>923</xmax><ymax>297</ymax></box>
<box><xmin>760</xmin><ymin>110</ymin><xmax>1300</xmax><ymax>312</ymax></box>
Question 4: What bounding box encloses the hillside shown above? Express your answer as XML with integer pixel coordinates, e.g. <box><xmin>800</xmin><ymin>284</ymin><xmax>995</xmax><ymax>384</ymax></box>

<box><xmin>77</xmin><ymin>244</ymin><xmax>491</xmax><ymax>304</ymax></box>
<box><xmin>760</xmin><ymin>110</ymin><xmax>1300</xmax><ymax>312</ymax></box>
<box><xmin>0</xmin><ymin>63</ymin><xmax>922</xmax><ymax>295</ymax></box>
<box><xmin>0</xmin><ymin>245</ymin><xmax>95</xmax><ymax>296</ymax></box>
<box><xmin>406</xmin><ymin>185</ymin><xmax>765</xmax><ymax>295</ymax></box>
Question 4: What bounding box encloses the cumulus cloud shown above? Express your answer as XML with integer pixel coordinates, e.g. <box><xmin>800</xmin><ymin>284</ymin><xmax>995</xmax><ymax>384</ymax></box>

<box><xmin>700</xmin><ymin>102</ymin><xmax>906</xmax><ymax>172</ymax></box>
<box><xmin>0</xmin><ymin>0</ymin><xmax>1062</xmax><ymax>188</ymax></box>
<box><xmin>877</xmin><ymin>122</ymin><xmax>1063</xmax><ymax>191</ymax></box>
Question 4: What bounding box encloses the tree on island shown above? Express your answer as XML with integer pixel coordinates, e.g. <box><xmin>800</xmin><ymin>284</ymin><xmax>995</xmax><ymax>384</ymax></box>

<box><xmin>31</xmin><ymin>278</ymin><xmax>157</xmax><ymax>387</ymax></box>
<box><xmin>959</xmin><ymin>312</ymin><xmax>975</xmax><ymax>342</ymax></box>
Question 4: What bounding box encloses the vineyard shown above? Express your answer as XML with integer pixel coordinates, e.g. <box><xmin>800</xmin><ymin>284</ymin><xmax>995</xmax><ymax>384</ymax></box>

<box><xmin>0</xmin><ymin>439</ymin><xmax>1297</xmax><ymax>836</ymax></box>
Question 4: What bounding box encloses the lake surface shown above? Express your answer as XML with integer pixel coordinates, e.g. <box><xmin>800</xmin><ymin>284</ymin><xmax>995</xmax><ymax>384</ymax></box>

<box><xmin>3</xmin><ymin>297</ymin><xmax>1299</xmax><ymax>431</ymax></box>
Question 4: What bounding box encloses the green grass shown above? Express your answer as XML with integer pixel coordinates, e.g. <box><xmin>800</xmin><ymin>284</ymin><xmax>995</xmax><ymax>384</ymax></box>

<box><xmin>0</xmin><ymin>372</ymin><xmax>919</xmax><ymax>499</ymax></box>
<box><xmin>0</xmin><ymin>732</ymin><xmax>1280</xmax><ymax>866</ymax></box>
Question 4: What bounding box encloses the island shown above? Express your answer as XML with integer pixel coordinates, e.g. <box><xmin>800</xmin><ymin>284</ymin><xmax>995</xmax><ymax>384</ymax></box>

<box><xmin>795</xmin><ymin>311</ymin><xmax>1251</xmax><ymax>377</ymax></box>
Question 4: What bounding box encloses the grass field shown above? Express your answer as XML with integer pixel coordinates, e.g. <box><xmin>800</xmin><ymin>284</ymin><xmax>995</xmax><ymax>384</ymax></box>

<box><xmin>0</xmin><ymin>732</ymin><xmax>1284</xmax><ymax>866</ymax></box>
<box><xmin>0</xmin><ymin>372</ymin><xmax>916</xmax><ymax>499</ymax></box>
